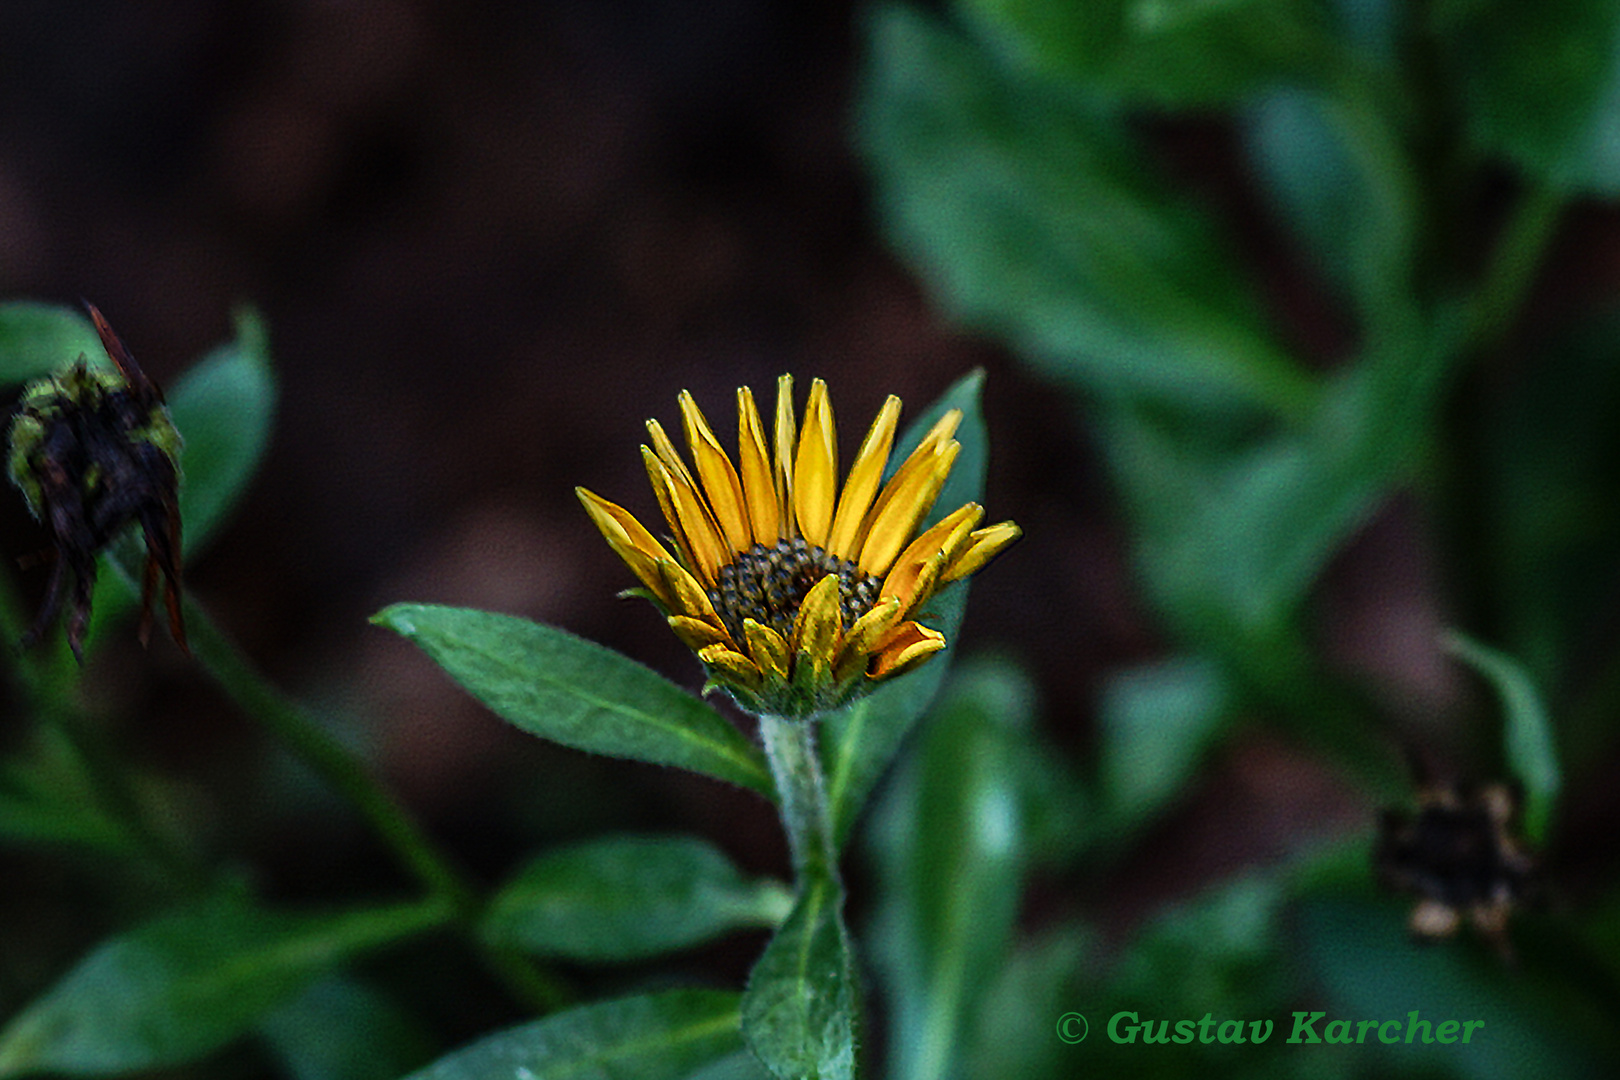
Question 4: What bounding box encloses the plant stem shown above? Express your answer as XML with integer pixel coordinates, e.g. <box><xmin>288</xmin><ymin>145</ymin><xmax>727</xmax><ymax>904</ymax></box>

<box><xmin>180</xmin><ymin>593</ymin><xmax>569</xmax><ymax>1013</ymax></box>
<box><xmin>757</xmin><ymin>713</ymin><xmax>839</xmax><ymax>887</ymax></box>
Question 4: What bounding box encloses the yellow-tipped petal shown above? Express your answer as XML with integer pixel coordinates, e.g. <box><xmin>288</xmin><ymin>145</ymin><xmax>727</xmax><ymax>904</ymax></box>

<box><xmin>793</xmin><ymin>378</ymin><xmax>837</xmax><ymax>548</ymax></box>
<box><xmin>641</xmin><ymin>447</ymin><xmax>695</xmax><ymax>574</ymax></box>
<box><xmin>941</xmin><ymin>521</ymin><xmax>1022</xmax><ymax>583</ymax></box>
<box><xmin>773</xmin><ymin>374</ymin><xmax>797</xmax><ymax>539</ymax></box>
<box><xmin>743</xmin><ymin>617</ymin><xmax>790</xmax><ymax>683</ymax></box>
<box><xmin>577</xmin><ymin>486</ymin><xmax>678</xmax><ymax>606</ymax></box>
<box><xmin>656</xmin><ymin>557</ymin><xmax>722</xmax><ymax>622</ymax></box>
<box><xmin>669</xmin><ymin>614</ymin><xmax>731</xmax><ymax>651</ymax></box>
<box><xmin>870</xmin><ymin>621</ymin><xmax>946</xmax><ymax>679</ymax></box>
<box><xmin>648</xmin><ymin>454</ymin><xmax>727</xmax><ymax>587</ymax></box>
<box><xmin>680</xmin><ymin>390</ymin><xmax>752</xmax><ymax>554</ymax></box>
<box><xmin>790</xmin><ymin>572</ymin><xmax>843</xmax><ymax>668</ymax></box>
<box><xmin>826</xmin><ymin>394</ymin><xmax>901</xmax><ymax>559</ymax></box>
<box><xmin>698</xmin><ymin>643</ymin><xmax>763</xmax><ymax>689</ymax></box>
<box><xmin>880</xmin><ymin>502</ymin><xmax>983</xmax><ymax>613</ymax></box>
<box><xmin>736</xmin><ymin>387</ymin><xmax>780</xmax><ymax>544</ymax></box>
<box><xmin>858</xmin><ymin>437</ymin><xmax>961</xmax><ymax>576</ymax></box>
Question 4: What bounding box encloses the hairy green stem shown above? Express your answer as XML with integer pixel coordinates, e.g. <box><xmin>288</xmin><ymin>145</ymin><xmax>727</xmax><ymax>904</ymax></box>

<box><xmin>180</xmin><ymin>593</ymin><xmax>568</xmax><ymax>1012</ymax></box>
<box><xmin>757</xmin><ymin>713</ymin><xmax>839</xmax><ymax>887</ymax></box>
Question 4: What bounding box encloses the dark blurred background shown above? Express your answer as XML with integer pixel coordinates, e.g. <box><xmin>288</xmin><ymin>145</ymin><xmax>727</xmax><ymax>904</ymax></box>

<box><xmin>0</xmin><ymin>0</ymin><xmax>1444</xmax><ymax>1024</ymax></box>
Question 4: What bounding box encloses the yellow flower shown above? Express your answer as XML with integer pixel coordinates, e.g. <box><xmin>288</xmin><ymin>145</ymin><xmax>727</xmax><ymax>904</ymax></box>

<box><xmin>578</xmin><ymin>376</ymin><xmax>1020</xmax><ymax>718</ymax></box>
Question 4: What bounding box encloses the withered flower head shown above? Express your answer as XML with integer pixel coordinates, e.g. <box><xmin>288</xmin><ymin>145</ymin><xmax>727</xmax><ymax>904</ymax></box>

<box><xmin>7</xmin><ymin>305</ymin><xmax>186</xmax><ymax>660</ymax></box>
<box><xmin>1376</xmin><ymin>780</ymin><xmax>1535</xmax><ymax>952</ymax></box>
<box><xmin>577</xmin><ymin>376</ymin><xmax>1019</xmax><ymax>719</ymax></box>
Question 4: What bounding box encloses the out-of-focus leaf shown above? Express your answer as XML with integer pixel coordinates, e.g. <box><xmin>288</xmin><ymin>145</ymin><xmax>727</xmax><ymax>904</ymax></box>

<box><xmin>167</xmin><ymin>306</ymin><xmax>276</xmax><ymax>554</ymax></box>
<box><xmin>867</xmin><ymin>662</ymin><xmax>1032</xmax><ymax>1080</ymax></box>
<box><xmin>0</xmin><ymin>726</ymin><xmax>135</xmax><ymax>854</ymax></box>
<box><xmin>682</xmin><ymin>1052</ymin><xmax>773</xmax><ymax>1080</ymax></box>
<box><xmin>401</xmin><ymin>990</ymin><xmax>748</xmax><ymax>1080</ymax></box>
<box><xmin>0</xmin><ymin>892</ymin><xmax>450</xmax><ymax>1077</ymax></box>
<box><xmin>857</xmin><ymin>4</ymin><xmax>1316</xmax><ymax>417</ymax></box>
<box><xmin>959</xmin><ymin>0</ymin><xmax>1338</xmax><ymax>107</ymax></box>
<box><xmin>259</xmin><ymin>975</ymin><xmax>434</xmax><ymax>1080</ymax></box>
<box><xmin>1102</xmin><ymin>318</ymin><xmax>1456</xmax><ymax>669</ymax></box>
<box><xmin>0</xmin><ymin>303</ymin><xmax>102</xmax><ymax>384</ymax></box>
<box><xmin>482</xmin><ymin>834</ymin><xmax>791</xmax><ymax>962</ymax></box>
<box><xmin>1244</xmin><ymin>86</ymin><xmax>1415</xmax><ymax>329</ymax></box>
<box><xmin>741</xmin><ymin>878</ymin><xmax>857</xmax><ymax>1080</ymax></box>
<box><xmin>1442</xmin><ymin>631</ymin><xmax>1560</xmax><ymax>844</ymax></box>
<box><xmin>372</xmin><ymin>605</ymin><xmax>775</xmax><ymax>800</ymax></box>
<box><xmin>959</xmin><ymin>925</ymin><xmax>1093</xmax><ymax>1080</ymax></box>
<box><xmin>1436</xmin><ymin>0</ymin><xmax>1620</xmax><ymax>194</ymax></box>
<box><xmin>1099</xmin><ymin>655</ymin><xmax>1233</xmax><ymax>824</ymax></box>
<box><xmin>820</xmin><ymin>370</ymin><xmax>989</xmax><ymax>849</ymax></box>
<box><xmin>1300</xmin><ymin>897</ymin><xmax>1609</xmax><ymax>1078</ymax></box>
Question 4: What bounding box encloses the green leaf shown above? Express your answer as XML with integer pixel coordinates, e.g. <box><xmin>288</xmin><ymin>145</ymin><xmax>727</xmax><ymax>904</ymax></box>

<box><xmin>1437</xmin><ymin>0</ymin><xmax>1620</xmax><ymax>194</ymax></box>
<box><xmin>372</xmin><ymin>604</ymin><xmax>775</xmax><ymax>800</ymax></box>
<box><xmin>741</xmin><ymin>878</ymin><xmax>857</xmax><ymax>1080</ymax></box>
<box><xmin>0</xmin><ymin>726</ymin><xmax>136</xmax><ymax>854</ymax></box>
<box><xmin>259</xmin><ymin>975</ymin><xmax>435</xmax><ymax>1080</ymax></box>
<box><xmin>402</xmin><ymin>990</ymin><xmax>747</xmax><ymax>1080</ymax></box>
<box><xmin>868</xmin><ymin>663</ymin><xmax>1032</xmax><ymax>1080</ymax></box>
<box><xmin>167</xmin><ymin>306</ymin><xmax>277</xmax><ymax>555</ymax></box>
<box><xmin>1442</xmin><ymin>631</ymin><xmax>1561</xmax><ymax>844</ymax></box>
<box><xmin>482</xmin><ymin>834</ymin><xmax>792</xmax><ymax>962</ymax></box>
<box><xmin>0</xmin><ymin>892</ymin><xmax>451</xmax><ymax>1077</ymax></box>
<box><xmin>958</xmin><ymin>0</ymin><xmax>1337</xmax><ymax>107</ymax></box>
<box><xmin>858</xmin><ymin>4</ymin><xmax>1316</xmax><ymax>416</ymax></box>
<box><xmin>0</xmin><ymin>303</ymin><xmax>102</xmax><ymax>384</ymax></box>
<box><xmin>1299</xmin><ymin>897</ymin><xmax>1610</xmax><ymax>1078</ymax></box>
<box><xmin>958</xmin><ymin>925</ymin><xmax>1093</xmax><ymax>1080</ymax></box>
<box><xmin>1099</xmin><ymin>655</ymin><xmax>1233</xmax><ymax>824</ymax></box>
<box><xmin>819</xmin><ymin>370</ymin><xmax>988</xmax><ymax>849</ymax></box>
<box><xmin>1243</xmin><ymin>86</ymin><xmax>1416</xmax><ymax>329</ymax></box>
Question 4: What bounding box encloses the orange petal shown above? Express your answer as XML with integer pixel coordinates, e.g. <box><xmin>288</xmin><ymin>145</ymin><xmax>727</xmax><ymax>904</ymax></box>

<box><xmin>880</xmin><ymin>503</ymin><xmax>982</xmax><ymax>613</ymax></box>
<box><xmin>826</xmin><ymin>394</ymin><xmax>900</xmax><ymax>560</ymax></box>
<box><xmin>736</xmin><ymin>387</ymin><xmax>780</xmax><ymax>544</ymax></box>
<box><xmin>941</xmin><ymin>521</ymin><xmax>1022</xmax><ymax>583</ymax></box>
<box><xmin>870</xmin><ymin>621</ymin><xmax>946</xmax><ymax>679</ymax></box>
<box><xmin>680</xmin><ymin>390</ymin><xmax>752</xmax><ymax>554</ymax></box>
<box><xmin>834</xmin><ymin>596</ymin><xmax>903</xmax><ymax>679</ymax></box>
<box><xmin>657</xmin><ymin>557</ymin><xmax>722</xmax><ymax>622</ymax></box>
<box><xmin>793</xmin><ymin>378</ymin><xmax>837</xmax><ymax>548</ymax></box>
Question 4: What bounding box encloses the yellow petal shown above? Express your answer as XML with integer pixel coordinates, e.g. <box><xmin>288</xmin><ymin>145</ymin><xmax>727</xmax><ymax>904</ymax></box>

<box><xmin>793</xmin><ymin>378</ymin><xmax>837</xmax><ymax>548</ymax></box>
<box><xmin>870</xmin><ymin>621</ymin><xmax>946</xmax><ymax>679</ymax></box>
<box><xmin>880</xmin><ymin>502</ymin><xmax>983</xmax><ymax>613</ymax></box>
<box><xmin>645</xmin><ymin>452</ymin><xmax>727</xmax><ymax>587</ymax></box>
<box><xmin>669</xmin><ymin>614</ymin><xmax>731</xmax><ymax>651</ymax></box>
<box><xmin>790</xmin><ymin>572</ymin><xmax>843</xmax><ymax>669</ymax></box>
<box><xmin>833</xmin><ymin>597</ymin><xmax>903</xmax><ymax>680</ymax></box>
<box><xmin>743</xmin><ymin>617</ymin><xmax>790</xmax><ymax>683</ymax></box>
<box><xmin>680</xmin><ymin>390</ymin><xmax>751</xmax><ymax>554</ymax></box>
<box><xmin>577</xmin><ymin>487</ymin><xmax>677</xmax><ymax>606</ymax></box>
<box><xmin>941</xmin><ymin>521</ymin><xmax>1022</xmax><ymax>583</ymax></box>
<box><xmin>826</xmin><ymin>394</ymin><xmax>900</xmax><ymax>560</ymax></box>
<box><xmin>646</xmin><ymin>418</ymin><xmax>699</xmax><ymax>492</ymax></box>
<box><xmin>736</xmin><ymin>387</ymin><xmax>779</xmax><ymax>544</ymax></box>
<box><xmin>773</xmin><ymin>374</ymin><xmax>797</xmax><ymax>539</ymax></box>
<box><xmin>858</xmin><ymin>435</ymin><xmax>961</xmax><ymax>576</ymax></box>
<box><xmin>698</xmin><ymin>643</ymin><xmax>763</xmax><ymax>689</ymax></box>
<box><xmin>657</xmin><ymin>557</ymin><xmax>722</xmax><ymax>622</ymax></box>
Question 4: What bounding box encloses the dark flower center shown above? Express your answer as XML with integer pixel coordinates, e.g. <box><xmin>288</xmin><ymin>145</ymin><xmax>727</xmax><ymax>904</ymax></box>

<box><xmin>709</xmin><ymin>537</ymin><xmax>883</xmax><ymax>645</ymax></box>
